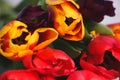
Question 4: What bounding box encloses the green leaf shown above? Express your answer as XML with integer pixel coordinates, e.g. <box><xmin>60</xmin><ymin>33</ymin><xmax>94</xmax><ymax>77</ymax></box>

<box><xmin>84</xmin><ymin>20</ymin><xmax>114</xmax><ymax>35</ymax></box>
<box><xmin>53</xmin><ymin>38</ymin><xmax>82</xmax><ymax>59</ymax></box>
<box><xmin>38</xmin><ymin>0</ymin><xmax>47</xmax><ymax>10</ymax></box>
<box><xmin>15</xmin><ymin>0</ymin><xmax>39</xmax><ymax>12</ymax></box>
<box><xmin>84</xmin><ymin>28</ymin><xmax>92</xmax><ymax>40</ymax></box>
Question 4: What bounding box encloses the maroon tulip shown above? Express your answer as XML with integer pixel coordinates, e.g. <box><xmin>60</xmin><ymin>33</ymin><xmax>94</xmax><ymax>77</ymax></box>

<box><xmin>0</xmin><ymin>70</ymin><xmax>41</xmax><ymax>80</ymax></box>
<box><xmin>22</xmin><ymin>47</ymin><xmax>76</xmax><ymax>77</ymax></box>
<box><xmin>79</xmin><ymin>36</ymin><xmax>120</xmax><ymax>79</ymax></box>
<box><xmin>67</xmin><ymin>70</ymin><xmax>107</xmax><ymax>80</ymax></box>
<box><xmin>16</xmin><ymin>5</ymin><xmax>53</xmax><ymax>31</ymax></box>
<box><xmin>77</xmin><ymin>0</ymin><xmax>115</xmax><ymax>22</ymax></box>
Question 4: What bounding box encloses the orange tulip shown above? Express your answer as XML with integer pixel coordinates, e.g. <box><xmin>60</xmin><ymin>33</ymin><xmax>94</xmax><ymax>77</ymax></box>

<box><xmin>0</xmin><ymin>20</ymin><xmax>58</xmax><ymax>60</ymax></box>
<box><xmin>48</xmin><ymin>1</ymin><xmax>85</xmax><ymax>41</ymax></box>
<box><xmin>108</xmin><ymin>23</ymin><xmax>120</xmax><ymax>40</ymax></box>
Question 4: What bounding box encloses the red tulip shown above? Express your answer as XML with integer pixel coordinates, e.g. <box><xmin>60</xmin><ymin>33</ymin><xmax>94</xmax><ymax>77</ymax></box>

<box><xmin>80</xmin><ymin>52</ymin><xmax>119</xmax><ymax>79</ymax></box>
<box><xmin>23</xmin><ymin>47</ymin><xmax>76</xmax><ymax>77</ymax></box>
<box><xmin>87</xmin><ymin>36</ymin><xmax>120</xmax><ymax>65</ymax></box>
<box><xmin>0</xmin><ymin>70</ymin><xmax>41</xmax><ymax>80</ymax></box>
<box><xmin>67</xmin><ymin>70</ymin><xmax>107</xmax><ymax>80</ymax></box>
<box><xmin>79</xmin><ymin>36</ymin><xmax>120</xmax><ymax>79</ymax></box>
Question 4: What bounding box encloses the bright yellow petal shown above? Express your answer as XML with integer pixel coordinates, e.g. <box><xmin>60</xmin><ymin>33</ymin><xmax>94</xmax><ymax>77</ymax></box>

<box><xmin>46</xmin><ymin>0</ymin><xmax>67</xmax><ymax>5</ymax></box>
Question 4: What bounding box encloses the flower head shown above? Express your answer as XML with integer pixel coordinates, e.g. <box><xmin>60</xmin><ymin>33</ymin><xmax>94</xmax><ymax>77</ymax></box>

<box><xmin>79</xmin><ymin>36</ymin><xmax>120</xmax><ymax>79</ymax></box>
<box><xmin>0</xmin><ymin>20</ymin><xmax>58</xmax><ymax>60</ymax></box>
<box><xmin>87</xmin><ymin>36</ymin><xmax>120</xmax><ymax>64</ymax></box>
<box><xmin>80</xmin><ymin>52</ymin><xmax>119</xmax><ymax>79</ymax></box>
<box><xmin>23</xmin><ymin>47</ymin><xmax>76</xmax><ymax>77</ymax></box>
<box><xmin>77</xmin><ymin>0</ymin><xmax>115</xmax><ymax>22</ymax></box>
<box><xmin>16</xmin><ymin>5</ymin><xmax>52</xmax><ymax>30</ymax></box>
<box><xmin>48</xmin><ymin>1</ymin><xmax>85</xmax><ymax>41</ymax></box>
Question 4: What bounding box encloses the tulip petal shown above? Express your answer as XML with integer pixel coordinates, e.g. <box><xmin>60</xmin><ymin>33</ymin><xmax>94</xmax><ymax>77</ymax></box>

<box><xmin>108</xmin><ymin>23</ymin><xmax>120</xmax><ymax>40</ymax></box>
<box><xmin>33</xmin><ymin>28</ymin><xmax>58</xmax><ymax>50</ymax></box>
<box><xmin>0</xmin><ymin>70</ymin><xmax>41</xmax><ymax>80</ymax></box>
<box><xmin>67</xmin><ymin>70</ymin><xmax>107</xmax><ymax>80</ymax></box>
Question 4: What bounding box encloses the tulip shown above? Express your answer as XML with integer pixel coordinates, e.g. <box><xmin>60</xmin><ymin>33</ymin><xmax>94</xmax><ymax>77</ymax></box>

<box><xmin>108</xmin><ymin>23</ymin><xmax>120</xmax><ymax>40</ymax></box>
<box><xmin>0</xmin><ymin>70</ymin><xmax>41</xmax><ymax>80</ymax></box>
<box><xmin>48</xmin><ymin>0</ymin><xmax>85</xmax><ymax>41</ymax></box>
<box><xmin>87</xmin><ymin>36</ymin><xmax>120</xmax><ymax>64</ymax></box>
<box><xmin>23</xmin><ymin>47</ymin><xmax>76</xmax><ymax>77</ymax></box>
<box><xmin>67</xmin><ymin>70</ymin><xmax>107</xmax><ymax>80</ymax></box>
<box><xmin>0</xmin><ymin>20</ymin><xmax>58</xmax><ymax>60</ymax></box>
<box><xmin>79</xmin><ymin>36</ymin><xmax>120</xmax><ymax>79</ymax></box>
<box><xmin>77</xmin><ymin>0</ymin><xmax>115</xmax><ymax>22</ymax></box>
<box><xmin>16</xmin><ymin>5</ymin><xmax>52</xmax><ymax>29</ymax></box>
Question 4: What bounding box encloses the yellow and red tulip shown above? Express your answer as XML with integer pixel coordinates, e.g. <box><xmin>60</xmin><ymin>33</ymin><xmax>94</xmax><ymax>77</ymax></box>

<box><xmin>0</xmin><ymin>20</ymin><xmax>58</xmax><ymax>60</ymax></box>
<box><xmin>48</xmin><ymin>1</ymin><xmax>85</xmax><ymax>41</ymax></box>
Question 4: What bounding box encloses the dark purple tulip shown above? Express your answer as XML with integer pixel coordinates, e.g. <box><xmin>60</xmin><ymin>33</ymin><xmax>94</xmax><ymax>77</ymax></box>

<box><xmin>77</xmin><ymin>0</ymin><xmax>115</xmax><ymax>22</ymax></box>
<box><xmin>16</xmin><ymin>5</ymin><xmax>53</xmax><ymax>31</ymax></box>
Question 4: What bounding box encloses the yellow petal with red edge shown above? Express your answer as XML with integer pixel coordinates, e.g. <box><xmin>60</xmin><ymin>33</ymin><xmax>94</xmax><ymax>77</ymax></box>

<box><xmin>49</xmin><ymin>1</ymin><xmax>84</xmax><ymax>41</ymax></box>
<box><xmin>33</xmin><ymin>28</ymin><xmax>58</xmax><ymax>51</ymax></box>
<box><xmin>0</xmin><ymin>20</ymin><xmax>28</xmax><ymax>39</ymax></box>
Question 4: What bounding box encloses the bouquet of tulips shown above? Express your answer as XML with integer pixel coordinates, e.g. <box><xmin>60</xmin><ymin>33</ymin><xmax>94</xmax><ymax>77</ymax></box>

<box><xmin>0</xmin><ymin>0</ymin><xmax>120</xmax><ymax>80</ymax></box>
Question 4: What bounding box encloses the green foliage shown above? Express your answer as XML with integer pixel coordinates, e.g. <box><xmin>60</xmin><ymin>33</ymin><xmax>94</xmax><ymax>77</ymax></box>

<box><xmin>0</xmin><ymin>0</ymin><xmax>17</xmax><ymax>28</ymax></box>
<box><xmin>15</xmin><ymin>0</ymin><xmax>39</xmax><ymax>12</ymax></box>
<box><xmin>84</xmin><ymin>20</ymin><xmax>114</xmax><ymax>36</ymax></box>
<box><xmin>38</xmin><ymin>0</ymin><xmax>47</xmax><ymax>10</ymax></box>
<box><xmin>53</xmin><ymin>38</ymin><xmax>83</xmax><ymax>59</ymax></box>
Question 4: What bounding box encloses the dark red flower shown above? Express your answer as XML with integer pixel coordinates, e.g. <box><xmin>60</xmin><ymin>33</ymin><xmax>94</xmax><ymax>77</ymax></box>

<box><xmin>77</xmin><ymin>0</ymin><xmax>115</xmax><ymax>22</ymax></box>
<box><xmin>16</xmin><ymin>5</ymin><xmax>53</xmax><ymax>31</ymax></box>
<box><xmin>0</xmin><ymin>70</ymin><xmax>41</xmax><ymax>80</ymax></box>
<box><xmin>67</xmin><ymin>70</ymin><xmax>107</xmax><ymax>80</ymax></box>
<box><xmin>79</xmin><ymin>36</ymin><xmax>120</xmax><ymax>79</ymax></box>
<box><xmin>22</xmin><ymin>47</ymin><xmax>76</xmax><ymax>77</ymax></box>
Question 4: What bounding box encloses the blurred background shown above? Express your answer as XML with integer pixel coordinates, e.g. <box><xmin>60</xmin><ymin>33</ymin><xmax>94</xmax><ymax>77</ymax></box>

<box><xmin>0</xmin><ymin>0</ymin><xmax>39</xmax><ymax>28</ymax></box>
